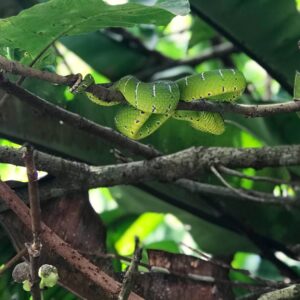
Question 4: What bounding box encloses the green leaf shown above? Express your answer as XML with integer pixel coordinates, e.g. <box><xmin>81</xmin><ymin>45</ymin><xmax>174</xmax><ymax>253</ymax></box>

<box><xmin>294</xmin><ymin>71</ymin><xmax>300</xmax><ymax>100</ymax></box>
<box><xmin>0</xmin><ymin>0</ymin><xmax>179</xmax><ymax>59</ymax></box>
<box><xmin>110</xmin><ymin>185</ymin><xmax>255</xmax><ymax>254</ymax></box>
<box><xmin>115</xmin><ymin>212</ymin><xmax>165</xmax><ymax>255</ymax></box>
<box><xmin>189</xmin><ymin>17</ymin><xmax>214</xmax><ymax>49</ymax></box>
<box><xmin>190</xmin><ymin>0</ymin><xmax>300</xmax><ymax>93</ymax></box>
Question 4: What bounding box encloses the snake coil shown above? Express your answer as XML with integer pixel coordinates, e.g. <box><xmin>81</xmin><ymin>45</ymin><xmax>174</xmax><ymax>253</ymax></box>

<box><xmin>79</xmin><ymin>69</ymin><xmax>246</xmax><ymax>140</ymax></box>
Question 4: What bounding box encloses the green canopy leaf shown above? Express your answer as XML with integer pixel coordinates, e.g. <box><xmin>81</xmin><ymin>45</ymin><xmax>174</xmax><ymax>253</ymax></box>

<box><xmin>0</xmin><ymin>0</ymin><xmax>188</xmax><ymax>59</ymax></box>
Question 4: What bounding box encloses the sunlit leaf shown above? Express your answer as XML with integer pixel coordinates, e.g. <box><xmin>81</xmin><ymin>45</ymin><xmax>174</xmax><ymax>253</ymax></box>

<box><xmin>0</xmin><ymin>0</ymin><xmax>178</xmax><ymax>59</ymax></box>
<box><xmin>115</xmin><ymin>212</ymin><xmax>165</xmax><ymax>255</ymax></box>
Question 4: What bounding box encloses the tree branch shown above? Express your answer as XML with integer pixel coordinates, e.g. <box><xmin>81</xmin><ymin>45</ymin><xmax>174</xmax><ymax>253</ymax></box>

<box><xmin>0</xmin><ymin>145</ymin><xmax>299</xmax><ymax>206</ymax></box>
<box><xmin>178</xmin><ymin>100</ymin><xmax>300</xmax><ymax>117</ymax></box>
<box><xmin>0</xmin><ymin>181</ymin><xmax>143</xmax><ymax>300</ymax></box>
<box><xmin>258</xmin><ymin>284</ymin><xmax>300</xmax><ymax>300</ymax></box>
<box><xmin>135</xmin><ymin>43</ymin><xmax>238</xmax><ymax>79</ymax></box>
<box><xmin>175</xmin><ymin>179</ymin><xmax>289</xmax><ymax>205</ymax></box>
<box><xmin>1</xmin><ymin>55</ymin><xmax>299</xmax><ymax>117</ymax></box>
<box><xmin>218</xmin><ymin>165</ymin><xmax>294</xmax><ymax>186</ymax></box>
<box><xmin>23</xmin><ymin>145</ymin><xmax>42</xmax><ymax>300</ymax></box>
<box><xmin>210</xmin><ymin>165</ymin><xmax>270</xmax><ymax>204</ymax></box>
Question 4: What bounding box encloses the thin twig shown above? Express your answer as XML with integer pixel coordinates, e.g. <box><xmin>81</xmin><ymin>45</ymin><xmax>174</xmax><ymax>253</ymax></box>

<box><xmin>53</xmin><ymin>44</ymin><xmax>74</xmax><ymax>74</ymax></box>
<box><xmin>177</xmin><ymin>99</ymin><xmax>300</xmax><ymax>117</ymax></box>
<box><xmin>218</xmin><ymin>165</ymin><xmax>296</xmax><ymax>186</ymax></box>
<box><xmin>23</xmin><ymin>145</ymin><xmax>42</xmax><ymax>300</ymax></box>
<box><xmin>210</xmin><ymin>165</ymin><xmax>269</xmax><ymax>204</ymax></box>
<box><xmin>118</xmin><ymin>237</ymin><xmax>143</xmax><ymax>300</ymax></box>
<box><xmin>24</xmin><ymin>145</ymin><xmax>42</xmax><ymax>244</ymax></box>
<box><xmin>135</xmin><ymin>43</ymin><xmax>238</xmax><ymax>79</ymax></box>
<box><xmin>175</xmin><ymin>178</ymin><xmax>295</xmax><ymax>205</ymax></box>
<box><xmin>0</xmin><ymin>181</ymin><xmax>143</xmax><ymax>300</ymax></box>
<box><xmin>0</xmin><ymin>247</ymin><xmax>27</xmax><ymax>277</ymax></box>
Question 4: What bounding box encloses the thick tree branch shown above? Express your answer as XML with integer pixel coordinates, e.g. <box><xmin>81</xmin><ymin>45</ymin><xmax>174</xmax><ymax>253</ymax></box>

<box><xmin>0</xmin><ymin>145</ymin><xmax>299</xmax><ymax>206</ymax></box>
<box><xmin>258</xmin><ymin>284</ymin><xmax>300</xmax><ymax>300</ymax></box>
<box><xmin>0</xmin><ymin>181</ymin><xmax>143</xmax><ymax>300</ymax></box>
<box><xmin>1</xmin><ymin>56</ymin><xmax>299</xmax><ymax>117</ymax></box>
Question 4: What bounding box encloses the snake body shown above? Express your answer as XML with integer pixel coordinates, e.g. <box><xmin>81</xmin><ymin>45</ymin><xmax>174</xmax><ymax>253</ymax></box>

<box><xmin>79</xmin><ymin>69</ymin><xmax>246</xmax><ymax>140</ymax></box>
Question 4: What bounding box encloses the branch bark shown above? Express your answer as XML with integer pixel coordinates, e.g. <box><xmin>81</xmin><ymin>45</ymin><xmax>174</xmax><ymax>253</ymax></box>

<box><xmin>258</xmin><ymin>284</ymin><xmax>300</xmax><ymax>300</ymax></box>
<box><xmin>1</xmin><ymin>55</ymin><xmax>299</xmax><ymax>118</ymax></box>
<box><xmin>0</xmin><ymin>145</ymin><xmax>299</xmax><ymax>206</ymax></box>
<box><xmin>24</xmin><ymin>145</ymin><xmax>42</xmax><ymax>300</ymax></box>
<box><xmin>0</xmin><ymin>181</ymin><xmax>143</xmax><ymax>300</ymax></box>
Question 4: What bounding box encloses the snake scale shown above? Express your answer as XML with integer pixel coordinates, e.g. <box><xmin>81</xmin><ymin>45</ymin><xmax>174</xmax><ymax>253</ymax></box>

<box><xmin>75</xmin><ymin>69</ymin><xmax>246</xmax><ymax>140</ymax></box>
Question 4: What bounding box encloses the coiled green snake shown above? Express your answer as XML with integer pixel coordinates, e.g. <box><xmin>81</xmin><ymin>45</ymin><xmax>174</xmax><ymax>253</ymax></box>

<box><xmin>73</xmin><ymin>69</ymin><xmax>246</xmax><ymax>140</ymax></box>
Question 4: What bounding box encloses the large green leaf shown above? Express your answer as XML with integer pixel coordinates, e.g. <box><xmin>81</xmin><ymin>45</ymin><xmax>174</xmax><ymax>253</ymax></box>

<box><xmin>190</xmin><ymin>0</ymin><xmax>300</xmax><ymax>93</ymax></box>
<box><xmin>0</xmin><ymin>0</ymin><xmax>187</xmax><ymax>59</ymax></box>
<box><xmin>109</xmin><ymin>185</ymin><xmax>254</xmax><ymax>254</ymax></box>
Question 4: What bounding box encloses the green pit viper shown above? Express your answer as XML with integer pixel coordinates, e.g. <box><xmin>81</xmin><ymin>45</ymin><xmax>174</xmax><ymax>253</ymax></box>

<box><xmin>73</xmin><ymin>69</ymin><xmax>246</xmax><ymax>140</ymax></box>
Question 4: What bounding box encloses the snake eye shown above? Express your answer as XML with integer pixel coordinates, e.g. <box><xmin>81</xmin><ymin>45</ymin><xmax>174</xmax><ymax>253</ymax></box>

<box><xmin>135</xmin><ymin>119</ymin><xmax>140</xmax><ymax>123</ymax></box>
<box><xmin>207</xmin><ymin>92</ymin><xmax>212</xmax><ymax>96</ymax></box>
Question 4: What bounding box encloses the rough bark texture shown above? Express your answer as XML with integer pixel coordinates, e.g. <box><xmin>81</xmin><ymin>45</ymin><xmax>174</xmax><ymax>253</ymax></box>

<box><xmin>1</xmin><ymin>145</ymin><xmax>300</xmax><ymax>190</ymax></box>
<box><xmin>0</xmin><ymin>192</ymin><xmax>113</xmax><ymax>299</ymax></box>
